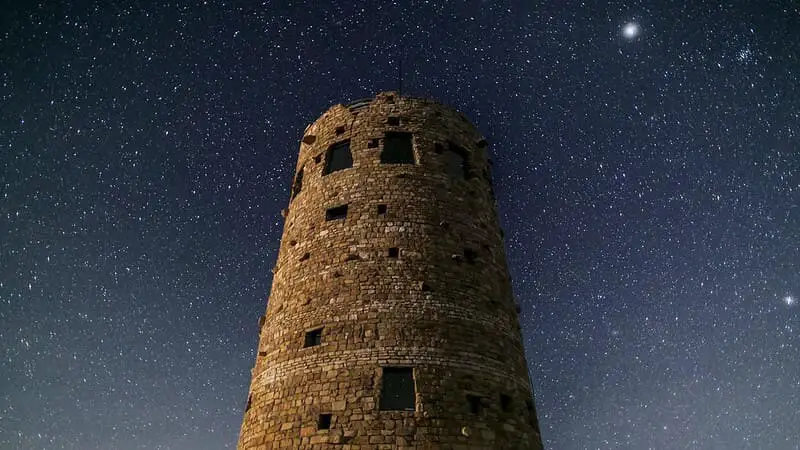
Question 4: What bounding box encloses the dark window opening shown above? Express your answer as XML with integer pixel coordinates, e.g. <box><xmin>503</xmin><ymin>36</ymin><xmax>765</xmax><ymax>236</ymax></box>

<box><xmin>335</xmin><ymin>125</ymin><xmax>345</xmax><ymax>135</ymax></box>
<box><xmin>314</xmin><ymin>154</ymin><xmax>322</xmax><ymax>164</ymax></box>
<box><xmin>258</xmin><ymin>351</ymin><xmax>266</xmax><ymax>356</ymax></box>
<box><xmin>299</xmin><ymin>252</ymin><xmax>310</xmax><ymax>261</ymax></box>
<box><xmin>380</xmin><ymin>367</ymin><xmax>415</xmax><ymax>411</ymax></box>
<box><xmin>368</xmin><ymin>138</ymin><xmax>379</xmax><ymax>148</ymax></box>
<box><xmin>386</xmin><ymin>95</ymin><xmax>395</xmax><ymax>103</ymax></box>
<box><xmin>304</xmin><ymin>328</ymin><xmax>323</xmax><ymax>347</ymax></box>
<box><xmin>291</xmin><ymin>167</ymin><xmax>304</xmax><ymax>200</ymax></box>
<box><xmin>302</xmin><ymin>134</ymin><xmax>316</xmax><ymax>145</ymax></box>
<box><xmin>434</xmin><ymin>143</ymin><xmax>444</xmax><ymax>154</ymax></box>
<box><xmin>388</xmin><ymin>247</ymin><xmax>399</xmax><ymax>258</ymax></box>
<box><xmin>326</xmin><ymin>204</ymin><xmax>348</xmax><ymax>221</ymax></box>
<box><xmin>421</xmin><ymin>282</ymin><xmax>432</xmax><ymax>292</ymax></box>
<box><xmin>381</xmin><ymin>132</ymin><xmax>415</xmax><ymax>164</ymax></box>
<box><xmin>444</xmin><ymin>142</ymin><xmax>470</xmax><ymax>179</ymax></box>
<box><xmin>245</xmin><ymin>395</ymin><xmax>252</xmax><ymax>412</ymax></box>
<box><xmin>324</xmin><ymin>141</ymin><xmax>352</xmax><ymax>174</ymax></box>
<box><xmin>466</xmin><ymin>395</ymin><xmax>483</xmax><ymax>415</ymax></box>
<box><xmin>500</xmin><ymin>394</ymin><xmax>512</xmax><ymax>412</ymax></box>
<box><xmin>464</xmin><ymin>248</ymin><xmax>477</xmax><ymax>264</ymax></box>
<box><xmin>377</xmin><ymin>204</ymin><xmax>387</xmax><ymax>215</ymax></box>
<box><xmin>387</xmin><ymin>116</ymin><xmax>400</xmax><ymax>126</ymax></box>
<box><xmin>318</xmin><ymin>413</ymin><xmax>332</xmax><ymax>430</ymax></box>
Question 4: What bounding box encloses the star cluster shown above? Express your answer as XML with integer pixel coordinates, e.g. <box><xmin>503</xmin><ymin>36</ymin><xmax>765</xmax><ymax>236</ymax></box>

<box><xmin>2</xmin><ymin>2</ymin><xmax>798</xmax><ymax>449</ymax></box>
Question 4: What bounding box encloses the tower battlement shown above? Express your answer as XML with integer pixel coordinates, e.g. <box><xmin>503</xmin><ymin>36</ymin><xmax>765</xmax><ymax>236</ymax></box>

<box><xmin>238</xmin><ymin>92</ymin><xmax>543</xmax><ymax>449</ymax></box>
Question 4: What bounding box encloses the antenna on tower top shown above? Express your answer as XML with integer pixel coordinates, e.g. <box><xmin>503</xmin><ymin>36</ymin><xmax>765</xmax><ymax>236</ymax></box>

<box><xmin>398</xmin><ymin>52</ymin><xmax>403</xmax><ymax>96</ymax></box>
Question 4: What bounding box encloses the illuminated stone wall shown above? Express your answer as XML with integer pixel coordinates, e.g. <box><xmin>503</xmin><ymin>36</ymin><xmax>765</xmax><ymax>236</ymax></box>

<box><xmin>237</xmin><ymin>92</ymin><xmax>543</xmax><ymax>449</ymax></box>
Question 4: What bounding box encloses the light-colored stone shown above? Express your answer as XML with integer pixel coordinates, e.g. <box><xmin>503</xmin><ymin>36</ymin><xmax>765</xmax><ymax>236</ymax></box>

<box><xmin>236</xmin><ymin>92</ymin><xmax>543</xmax><ymax>449</ymax></box>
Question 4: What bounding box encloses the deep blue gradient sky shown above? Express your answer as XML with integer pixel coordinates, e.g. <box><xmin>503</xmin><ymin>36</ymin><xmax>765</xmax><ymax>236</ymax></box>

<box><xmin>2</xmin><ymin>2</ymin><xmax>798</xmax><ymax>449</ymax></box>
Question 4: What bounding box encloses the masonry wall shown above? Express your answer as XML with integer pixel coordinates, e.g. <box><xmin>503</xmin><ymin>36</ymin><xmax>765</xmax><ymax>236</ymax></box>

<box><xmin>237</xmin><ymin>92</ymin><xmax>544</xmax><ymax>449</ymax></box>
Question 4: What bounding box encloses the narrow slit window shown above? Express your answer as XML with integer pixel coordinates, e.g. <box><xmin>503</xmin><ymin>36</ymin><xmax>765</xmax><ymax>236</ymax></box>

<box><xmin>291</xmin><ymin>166</ymin><xmax>304</xmax><ymax>200</ymax></box>
<box><xmin>318</xmin><ymin>413</ymin><xmax>332</xmax><ymax>430</ymax></box>
<box><xmin>444</xmin><ymin>142</ymin><xmax>469</xmax><ymax>179</ymax></box>
<box><xmin>379</xmin><ymin>367</ymin><xmax>415</xmax><ymax>411</ymax></box>
<box><xmin>381</xmin><ymin>132</ymin><xmax>415</xmax><ymax>164</ymax></box>
<box><xmin>377</xmin><ymin>204</ymin><xmax>387</xmax><ymax>215</ymax></box>
<box><xmin>324</xmin><ymin>140</ymin><xmax>352</xmax><ymax>174</ymax></box>
<box><xmin>500</xmin><ymin>394</ymin><xmax>512</xmax><ymax>412</ymax></box>
<box><xmin>466</xmin><ymin>394</ymin><xmax>483</xmax><ymax>415</ymax></box>
<box><xmin>388</xmin><ymin>247</ymin><xmax>399</xmax><ymax>258</ymax></box>
<box><xmin>326</xmin><ymin>204</ymin><xmax>348</xmax><ymax>221</ymax></box>
<box><xmin>245</xmin><ymin>394</ymin><xmax>252</xmax><ymax>412</ymax></box>
<box><xmin>304</xmin><ymin>328</ymin><xmax>323</xmax><ymax>347</ymax></box>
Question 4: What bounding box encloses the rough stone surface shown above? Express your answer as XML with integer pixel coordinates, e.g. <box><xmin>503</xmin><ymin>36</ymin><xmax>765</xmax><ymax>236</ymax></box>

<box><xmin>237</xmin><ymin>92</ymin><xmax>544</xmax><ymax>449</ymax></box>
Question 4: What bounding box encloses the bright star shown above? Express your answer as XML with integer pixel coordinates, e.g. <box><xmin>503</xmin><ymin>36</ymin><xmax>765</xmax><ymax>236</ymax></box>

<box><xmin>785</xmin><ymin>295</ymin><xmax>795</xmax><ymax>306</ymax></box>
<box><xmin>622</xmin><ymin>22</ymin><xmax>641</xmax><ymax>40</ymax></box>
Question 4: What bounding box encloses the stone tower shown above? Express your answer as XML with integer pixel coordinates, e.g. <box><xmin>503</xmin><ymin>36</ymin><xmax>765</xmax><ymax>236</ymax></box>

<box><xmin>238</xmin><ymin>92</ymin><xmax>543</xmax><ymax>449</ymax></box>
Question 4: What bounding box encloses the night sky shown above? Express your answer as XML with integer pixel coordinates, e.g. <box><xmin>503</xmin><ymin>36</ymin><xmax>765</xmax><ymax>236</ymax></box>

<box><xmin>2</xmin><ymin>2</ymin><xmax>798</xmax><ymax>449</ymax></box>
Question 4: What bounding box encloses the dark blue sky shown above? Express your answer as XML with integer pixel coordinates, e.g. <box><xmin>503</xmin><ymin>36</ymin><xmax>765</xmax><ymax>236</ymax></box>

<box><xmin>2</xmin><ymin>1</ymin><xmax>798</xmax><ymax>449</ymax></box>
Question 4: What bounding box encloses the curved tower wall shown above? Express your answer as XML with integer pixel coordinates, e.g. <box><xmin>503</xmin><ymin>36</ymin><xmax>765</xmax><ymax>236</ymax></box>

<box><xmin>238</xmin><ymin>92</ymin><xmax>543</xmax><ymax>449</ymax></box>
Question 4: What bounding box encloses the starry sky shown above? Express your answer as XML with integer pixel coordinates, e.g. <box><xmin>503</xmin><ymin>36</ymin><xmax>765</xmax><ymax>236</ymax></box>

<box><xmin>2</xmin><ymin>2</ymin><xmax>798</xmax><ymax>449</ymax></box>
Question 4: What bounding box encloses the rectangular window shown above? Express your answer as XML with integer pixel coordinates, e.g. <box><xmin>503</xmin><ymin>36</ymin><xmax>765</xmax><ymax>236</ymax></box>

<box><xmin>464</xmin><ymin>248</ymin><xmax>477</xmax><ymax>264</ymax></box>
<box><xmin>324</xmin><ymin>140</ymin><xmax>353</xmax><ymax>174</ymax></box>
<box><xmin>444</xmin><ymin>142</ymin><xmax>469</xmax><ymax>179</ymax></box>
<box><xmin>291</xmin><ymin>166</ymin><xmax>304</xmax><ymax>200</ymax></box>
<box><xmin>381</xmin><ymin>132</ymin><xmax>415</xmax><ymax>164</ymax></box>
<box><xmin>377</xmin><ymin>204</ymin><xmax>387</xmax><ymax>215</ymax></box>
<box><xmin>379</xmin><ymin>367</ymin><xmax>415</xmax><ymax>411</ymax></box>
<box><xmin>304</xmin><ymin>328</ymin><xmax>323</xmax><ymax>347</ymax></box>
<box><xmin>326</xmin><ymin>204</ymin><xmax>348</xmax><ymax>221</ymax></box>
<box><xmin>467</xmin><ymin>394</ymin><xmax>483</xmax><ymax>415</ymax></box>
<box><xmin>500</xmin><ymin>394</ymin><xmax>512</xmax><ymax>412</ymax></box>
<box><xmin>388</xmin><ymin>247</ymin><xmax>399</xmax><ymax>258</ymax></box>
<box><xmin>318</xmin><ymin>413</ymin><xmax>332</xmax><ymax>430</ymax></box>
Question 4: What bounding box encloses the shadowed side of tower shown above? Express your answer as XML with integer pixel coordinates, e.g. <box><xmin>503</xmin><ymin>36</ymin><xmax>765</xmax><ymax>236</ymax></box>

<box><xmin>238</xmin><ymin>92</ymin><xmax>543</xmax><ymax>449</ymax></box>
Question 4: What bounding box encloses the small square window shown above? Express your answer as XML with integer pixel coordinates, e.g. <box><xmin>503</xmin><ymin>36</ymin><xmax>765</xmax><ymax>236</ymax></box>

<box><xmin>387</xmin><ymin>116</ymin><xmax>400</xmax><ymax>126</ymax></box>
<box><xmin>326</xmin><ymin>204</ymin><xmax>348</xmax><ymax>221</ymax></box>
<box><xmin>377</xmin><ymin>204</ymin><xmax>387</xmax><ymax>215</ymax></box>
<box><xmin>368</xmin><ymin>138</ymin><xmax>379</xmax><ymax>148</ymax></box>
<box><xmin>324</xmin><ymin>141</ymin><xmax>353</xmax><ymax>175</ymax></box>
<box><xmin>318</xmin><ymin>413</ymin><xmax>332</xmax><ymax>430</ymax></box>
<box><xmin>304</xmin><ymin>328</ymin><xmax>323</xmax><ymax>347</ymax></box>
<box><xmin>381</xmin><ymin>132</ymin><xmax>415</xmax><ymax>164</ymax></box>
<box><xmin>335</xmin><ymin>126</ymin><xmax>345</xmax><ymax>135</ymax></box>
<box><xmin>388</xmin><ymin>247</ymin><xmax>399</xmax><ymax>258</ymax></box>
<box><xmin>500</xmin><ymin>394</ymin><xmax>512</xmax><ymax>412</ymax></box>
<box><xmin>464</xmin><ymin>248</ymin><xmax>477</xmax><ymax>264</ymax></box>
<box><xmin>466</xmin><ymin>395</ymin><xmax>483</xmax><ymax>415</ymax></box>
<box><xmin>379</xmin><ymin>367</ymin><xmax>415</xmax><ymax>411</ymax></box>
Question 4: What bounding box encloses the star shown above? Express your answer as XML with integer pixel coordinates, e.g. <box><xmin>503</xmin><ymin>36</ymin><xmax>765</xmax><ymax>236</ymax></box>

<box><xmin>784</xmin><ymin>295</ymin><xmax>796</xmax><ymax>306</ymax></box>
<box><xmin>622</xmin><ymin>22</ymin><xmax>641</xmax><ymax>40</ymax></box>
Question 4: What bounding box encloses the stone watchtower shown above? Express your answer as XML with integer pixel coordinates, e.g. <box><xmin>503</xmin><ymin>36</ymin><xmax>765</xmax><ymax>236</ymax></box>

<box><xmin>238</xmin><ymin>92</ymin><xmax>543</xmax><ymax>449</ymax></box>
